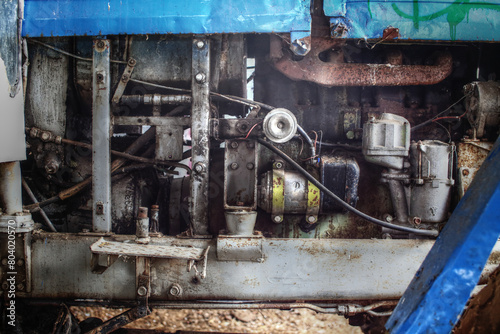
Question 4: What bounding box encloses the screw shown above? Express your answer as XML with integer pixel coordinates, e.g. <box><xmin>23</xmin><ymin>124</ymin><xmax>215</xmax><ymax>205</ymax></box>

<box><xmin>230</xmin><ymin>141</ymin><xmax>239</xmax><ymax>149</ymax></box>
<box><xmin>274</xmin><ymin>162</ymin><xmax>283</xmax><ymax>169</ymax></box>
<box><xmin>462</xmin><ymin>169</ymin><xmax>470</xmax><ymax>176</ymax></box>
<box><xmin>273</xmin><ymin>215</ymin><xmax>283</xmax><ymax>223</ymax></box>
<box><xmin>230</xmin><ymin>162</ymin><xmax>239</xmax><ymax>170</ymax></box>
<box><xmin>40</xmin><ymin>132</ymin><xmax>51</xmax><ymax>141</ymax></box>
<box><xmin>246</xmin><ymin>162</ymin><xmax>254</xmax><ymax>170</ymax></box>
<box><xmin>96</xmin><ymin>73</ymin><xmax>104</xmax><ymax>83</ymax></box>
<box><xmin>413</xmin><ymin>217</ymin><xmax>422</xmax><ymax>225</ymax></box>
<box><xmin>307</xmin><ymin>215</ymin><xmax>317</xmax><ymax>223</ymax></box>
<box><xmin>96</xmin><ymin>40</ymin><xmax>105</xmax><ymax>49</ymax></box>
<box><xmin>128</xmin><ymin>58</ymin><xmax>136</xmax><ymax>66</ymax></box>
<box><xmin>137</xmin><ymin>286</ymin><xmax>148</xmax><ymax>296</ymax></box>
<box><xmin>169</xmin><ymin>283</ymin><xmax>183</xmax><ymax>296</ymax></box>
<box><xmin>196</xmin><ymin>41</ymin><xmax>205</xmax><ymax>49</ymax></box>
<box><xmin>194</xmin><ymin>162</ymin><xmax>206</xmax><ymax>174</ymax></box>
<box><xmin>195</xmin><ymin>73</ymin><xmax>206</xmax><ymax>83</ymax></box>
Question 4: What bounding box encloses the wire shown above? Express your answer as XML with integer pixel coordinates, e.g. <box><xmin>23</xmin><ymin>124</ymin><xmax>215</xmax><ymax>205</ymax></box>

<box><xmin>243</xmin><ymin>122</ymin><xmax>263</xmax><ymax>139</ymax></box>
<box><xmin>27</xmin><ymin>39</ymin><xmax>128</xmax><ymax>64</ymax></box>
<box><xmin>412</xmin><ymin>93</ymin><xmax>471</xmax><ymax>131</ymax></box>
<box><xmin>257</xmin><ymin>138</ymin><xmax>439</xmax><ymax>237</ymax></box>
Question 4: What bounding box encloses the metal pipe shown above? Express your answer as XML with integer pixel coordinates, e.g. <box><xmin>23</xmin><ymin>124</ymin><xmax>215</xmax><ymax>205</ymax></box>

<box><xmin>21</xmin><ymin>178</ymin><xmax>57</xmax><ymax>232</ymax></box>
<box><xmin>387</xmin><ymin>178</ymin><xmax>410</xmax><ymax>225</ymax></box>
<box><xmin>272</xmin><ymin>38</ymin><xmax>453</xmax><ymax>87</ymax></box>
<box><xmin>0</xmin><ymin>161</ymin><xmax>23</xmax><ymax>215</ymax></box>
<box><xmin>120</xmin><ymin>94</ymin><xmax>192</xmax><ymax>105</ymax></box>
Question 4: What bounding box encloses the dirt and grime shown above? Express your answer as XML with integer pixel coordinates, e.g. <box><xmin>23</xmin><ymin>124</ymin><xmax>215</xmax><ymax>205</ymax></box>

<box><xmin>71</xmin><ymin>307</ymin><xmax>362</xmax><ymax>333</ymax></box>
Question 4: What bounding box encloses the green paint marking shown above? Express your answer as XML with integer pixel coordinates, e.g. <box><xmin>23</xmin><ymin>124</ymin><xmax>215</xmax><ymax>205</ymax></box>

<box><xmin>391</xmin><ymin>0</ymin><xmax>500</xmax><ymax>40</ymax></box>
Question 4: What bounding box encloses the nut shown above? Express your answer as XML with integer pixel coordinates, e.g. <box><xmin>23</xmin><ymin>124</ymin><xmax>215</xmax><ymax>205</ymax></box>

<box><xmin>194</xmin><ymin>162</ymin><xmax>206</xmax><ymax>174</ymax></box>
<box><xmin>169</xmin><ymin>283</ymin><xmax>183</xmax><ymax>296</ymax></box>
<box><xmin>195</xmin><ymin>73</ymin><xmax>206</xmax><ymax>83</ymax></box>
<box><xmin>413</xmin><ymin>216</ymin><xmax>422</xmax><ymax>225</ymax></box>
<box><xmin>137</xmin><ymin>286</ymin><xmax>148</xmax><ymax>296</ymax></box>
<box><xmin>307</xmin><ymin>215</ymin><xmax>317</xmax><ymax>223</ymax></box>
<box><xmin>230</xmin><ymin>141</ymin><xmax>239</xmax><ymax>149</ymax></box>
<box><xmin>462</xmin><ymin>169</ymin><xmax>470</xmax><ymax>176</ymax></box>
<box><xmin>273</xmin><ymin>215</ymin><xmax>283</xmax><ymax>223</ymax></box>
<box><xmin>96</xmin><ymin>40</ymin><xmax>105</xmax><ymax>49</ymax></box>
<box><xmin>196</xmin><ymin>41</ymin><xmax>205</xmax><ymax>49</ymax></box>
<box><xmin>273</xmin><ymin>162</ymin><xmax>283</xmax><ymax>169</ymax></box>
<box><xmin>230</xmin><ymin>162</ymin><xmax>239</xmax><ymax>170</ymax></box>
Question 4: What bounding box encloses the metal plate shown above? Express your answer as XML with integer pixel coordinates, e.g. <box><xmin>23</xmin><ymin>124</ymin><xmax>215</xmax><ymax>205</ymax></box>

<box><xmin>23</xmin><ymin>0</ymin><xmax>311</xmax><ymax>37</ymax></box>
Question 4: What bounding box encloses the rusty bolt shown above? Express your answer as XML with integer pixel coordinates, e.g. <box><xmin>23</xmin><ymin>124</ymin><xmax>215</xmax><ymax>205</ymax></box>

<box><xmin>169</xmin><ymin>283</ymin><xmax>183</xmax><ymax>296</ymax></box>
<box><xmin>194</xmin><ymin>162</ymin><xmax>206</xmax><ymax>174</ymax></box>
<box><xmin>128</xmin><ymin>58</ymin><xmax>136</xmax><ymax>66</ymax></box>
<box><xmin>196</xmin><ymin>41</ymin><xmax>205</xmax><ymax>49</ymax></box>
<box><xmin>137</xmin><ymin>286</ymin><xmax>148</xmax><ymax>296</ymax></box>
<box><xmin>17</xmin><ymin>259</ymin><xmax>24</xmax><ymax>267</ymax></box>
<box><xmin>17</xmin><ymin>283</ymin><xmax>24</xmax><ymax>291</ymax></box>
<box><xmin>307</xmin><ymin>215</ymin><xmax>317</xmax><ymax>223</ymax></box>
<box><xmin>246</xmin><ymin>162</ymin><xmax>254</xmax><ymax>170</ymax></box>
<box><xmin>230</xmin><ymin>141</ymin><xmax>239</xmax><ymax>149</ymax></box>
<box><xmin>40</xmin><ymin>132</ymin><xmax>51</xmax><ymax>141</ymax></box>
<box><xmin>121</xmin><ymin>74</ymin><xmax>129</xmax><ymax>83</ymax></box>
<box><xmin>138</xmin><ymin>207</ymin><xmax>148</xmax><ymax>219</ymax></box>
<box><xmin>45</xmin><ymin>160</ymin><xmax>59</xmax><ymax>174</ymax></box>
<box><xmin>96</xmin><ymin>73</ymin><xmax>104</xmax><ymax>83</ymax></box>
<box><xmin>413</xmin><ymin>217</ymin><xmax>422</xmax><ymax>225</ymax></box>
<box><xmin>462</xmin><ymin>169</ymin><xmax>470</xmax><ymax>176</ymax></box>
<box><xmin>195</xmin><ymin>73</ymin><xmax>206</xmax><ymax>83</ymax></box>
<box><xmin>230</xmin><ymin>162</ymin><xmax>239</xmax><ymax>170</ymax></box>
<box><xmin>96</xmin><ymin>40</ymin><xmax>105</xmax><ymax>49</ymax></box>
<box><xmin>273</xmin><ymin>215</ymin><xmax>283</xmax><ymax>223</ymax></box>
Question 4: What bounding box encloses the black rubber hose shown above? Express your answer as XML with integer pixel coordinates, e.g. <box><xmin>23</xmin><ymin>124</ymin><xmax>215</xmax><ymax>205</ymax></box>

<box><xmin>257</xmin><ymin>138</ymin><xmax>439</xmax><ymax>237</ymax></box>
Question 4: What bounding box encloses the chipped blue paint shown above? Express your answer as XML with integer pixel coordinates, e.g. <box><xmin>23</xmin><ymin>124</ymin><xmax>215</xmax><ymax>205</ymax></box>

<box><xmin>324</xmin><ymin>0</ymin><xmax>500</xmax><ymax>41</ymax></box>
<box><xmin>22</xmin><ymin>0</ymin><xmax>311</xmax><ymax>37</ymax></box>
<box><xmin>386</xmin><ymin>135</ymin><xmax>500</xmax><ymax>333</ymax></box>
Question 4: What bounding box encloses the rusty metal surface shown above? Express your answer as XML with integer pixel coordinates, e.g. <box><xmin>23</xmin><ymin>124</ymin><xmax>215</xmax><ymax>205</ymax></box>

<box><xmin>457</xmin><ymin>140</ymin><xmax>494</xmax><ymax>197</ymax></box>
<box><xmin>271</xmin><ymin>37</ymin><xmax>452</xmax><ymax>87</ymax></box>
<box><xmin>28</xmin><ymin>232</ymin><xmax>444</xmax><ymax>301</ymax></box>
<box><xmin>90</xmin><ymin>238</ymin><xmax>205</xmax><ymax>260</ymax></box>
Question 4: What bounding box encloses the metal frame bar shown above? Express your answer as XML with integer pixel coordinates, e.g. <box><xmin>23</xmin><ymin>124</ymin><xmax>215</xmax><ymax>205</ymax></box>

<box><xmin>92</xmin><ymin>39</ymin><xmax>112</xmax><ymax>232</ymax></box>
<box><xmin>190</xmin><ymin>37</ymin><xmax>211</xmax><ymax>235</ymax></box>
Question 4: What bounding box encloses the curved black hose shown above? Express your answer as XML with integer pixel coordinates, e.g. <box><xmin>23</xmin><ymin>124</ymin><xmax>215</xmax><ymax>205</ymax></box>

<box><xmin>257</xmin><ymin>139</ymin><xmax>439</xmax><ymax>237</ymax></box>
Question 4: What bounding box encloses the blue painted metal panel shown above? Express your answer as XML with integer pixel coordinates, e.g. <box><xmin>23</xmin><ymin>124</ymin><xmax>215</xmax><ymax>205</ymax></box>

<box><xmin>324</xmin><ymin>0</ymin><xmax>500</xmax><ymax>41</ymax></box>
<box><xmin>22</xmin><ymin>0</ymin><xmax>311</xmax><ymax>37</ymax></box>
<box><xmin>386</xmin><ymin>136</ymin><xmax>500</xmax><ymax>333</ymax></box>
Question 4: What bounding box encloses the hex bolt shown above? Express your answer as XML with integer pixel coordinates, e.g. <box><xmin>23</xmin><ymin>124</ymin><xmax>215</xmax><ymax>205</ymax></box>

<box><xmin>230</xmin><ymin>162</ymin><xmax>239</xmax><ymax>170</ymax></box>
<box><xmin>273</xmin><ymin>215</ymin><xmax>283</xmax><ymax>223</ymax></box>
<box><xmin>40</xmin><ymin>132</ymin><xmax>51</xmax><ymax>141</ymax></box>
<box><xmin>169</xmin><ymin>283</ymin><xmax>183</xmax><ymax>296</ymax></box>
<box><xmin>307</xmin><ymin>215</ymin><xmax>317</xmax><ymax>223</ymax></box>
<box><xmin>193</xmin><ymin>162</ymin><xmax>206</xmax><ymax>174</ymax></box>
<box><xmin>96</xmin><ymin>40</ymin><xmax>105</xmax><ymax>49</ymax></box>
<box><xmin>196</xmin><ymin>40</ymin><xmax>205</xmax><ymax>49</ymax></box>
<box><xmin>274</xmin><ymin>162</ymin><xmax>283</xmax><ymax>169</ymax></box>
<box><xmin>128</xmin><ymin>58</ymin><xmax>136</xmax><ymax>66</ymax></box>
<box><xmin>230</xmin><ymin>141</ymin><xmax>239</xmax><ymax>149</ymax></box>
<box><xmin>246</xmin><ymin>162</ymin><xmax>254</xmax><ymax>170</ymax></box>
<box><xmin>137</xmin><ymin>286</ymin><xmax>148</xmax><ymax>296</ymax></box>
<box><xmin>462</xmin><ymin>169</ymin><xmax>470</xmax><ymax>176</ymax></box>
<box><xmin>195</xmin><ymin>73</ymin><xmax>206</xmax><ymax>83</ymax></box>
<box><xmin>413</xmin><ymin>216</ymin><xmax>422</xmax><ymax>225</ymax></box>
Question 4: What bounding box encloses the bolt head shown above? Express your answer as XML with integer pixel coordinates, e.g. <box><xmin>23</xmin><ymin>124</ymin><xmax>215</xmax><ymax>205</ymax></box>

<box><xmin>413</xmin><ymin>216</ymin><xmax>422</xmax><ymax>225</ymax></box>
<box><xmin>230</xmin><ymin>141</ymin><xmax>239</xmax><ymax>149</ymax></box>
<box><xmin>230</xmin><ymin>162</ymin><xmax>239</xmax><ymax>170</ymax></box>
<box><xmin>273</xmin><ymin>215</ymin><xmax>283</xmax><ymax>223</ymax></box>
<box><xmin>194</xmin><ymin>162</ymin><xmax>205</xmax><ymax>174</ymax></box>
<box><xmin>246</xmin><ymin>163</ymin><xmax>254</xmax><ymax>170</ymax></box>
<box><xmin>169</xmin><ymin>283</ymin><xmax>183</xmax><ymax>296</ymax></box>
<box><xmin>195</xmin><ymin>73</ymin><xmax>206</xmax><ymax>83</ymax></box>
<box><xmin>96</xmin><ymin>41</ymin><xmax>105</xmax><ymax>49</ymax></box>
<box><xmin>274</xmin><ymin>162</ymin><xmax>283</xmax><ymax>169</ymax></box>
<box><xmin>196</xmin><ymin>41</ymin><xmax>205</xmax><ymax>49</ymax></box>
<box><xmin>137</xmin><ymin>286</ymin><xmax>148</xmax><ymax>296</ymax></box>
<box><xmin>307</xmin><ymin>215</ymin><xmax>317</xmax><ymax>223</ymax></box>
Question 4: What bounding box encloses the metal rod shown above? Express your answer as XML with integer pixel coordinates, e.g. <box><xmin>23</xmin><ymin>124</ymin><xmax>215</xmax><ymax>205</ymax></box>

<box><xmin>21</xmin><ymin>178</ymin><xmax>57</xmax><ymax>232</ymax></box>
<box><xmin>0</xmin><ymin>161</ymin><xmax>23</xmax><ymax>215</ymax></box>
<box><xmin>92</xmin><ymin>39</ymin><xmax>112</xmax><ymax>232</ymax></box>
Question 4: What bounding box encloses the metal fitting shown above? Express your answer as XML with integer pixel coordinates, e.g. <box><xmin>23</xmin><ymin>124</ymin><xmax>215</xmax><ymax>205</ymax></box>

<box><xmin>413</xmin><ymin>216</ymin><xmax>422</xmax><ymax>225</ymax></box>
<box><xmin>169</xmin><ymin>283</ymin><xmax>183</xmax><ymax>296</ymax></box>
<box><xmin>307</xmin><ymin>215</ymin><xmax>317</xmax><ymax>223</ymax></box>
<box><xmin>196</xmin><ymin>41</ymin><xmax>205</xmax><ymax>49</ymax></box>
<box><xmin>128</xmin><ymin>58</ymin><xmax>137</xmax><ymax>66</ymax></box>
<box><xmin>96</xmin><ymin>40</ymin><xmax>105</xmax><ymax>49</ymax></box>
<box><xmin>273</xmin><ymin>215</ymin><xmax>283</xmax><ymax>223</ymax></box>
<box><xmin>230</xmin><ymin>141</ymin><xmax>239</xmax><ymax>149</ymax></box>
<box><xmin>246</xmin><ymin>163</ymin><xmax>254</xmax><ymax>170</ymax></box>
<box><xmin>230</xmin><ymin>162</ymin><xmax>239</xmax><ymax>170</ymax></box>
<box><xmin>193</xmin><ymin>162</ymin><xmax>206</xmax><ymax>174</ymax></box>
<box><xmin>195</xmin><ymin>73</ymin><xmax>206</xmax><ymax>83</ymax></box>
<box><xmin>137</xmin><ymin>286</ymin><xmax>148</xmax><ymax>296</ymax></box>
<box><xmin>273</xmin><ymin>161</ymin><xmax>283</xmax><ymax>169</ymax></box>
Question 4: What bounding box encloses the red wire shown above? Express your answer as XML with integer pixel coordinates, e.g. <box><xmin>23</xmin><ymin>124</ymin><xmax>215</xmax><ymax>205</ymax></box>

<box><xmin>432</xmin><ymin>109</ymin><xmax>468</xmax><ymax>123</ymax></box>
<box><xmin>244</xmin><ymin>122</ymin><xmax>262</xmax><ymax>139</ymax></box>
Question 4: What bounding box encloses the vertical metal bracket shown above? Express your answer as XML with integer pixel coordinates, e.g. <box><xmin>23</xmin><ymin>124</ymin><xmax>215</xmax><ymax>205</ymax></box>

<box><xmin>190</xmin><ymin>37</ymin><xmax>211</xmax><ymax>235</ymax></box>
<box><xmin>92</xmin><ymin>39</ymin><xmax>112</xmax><ymax>232</ymax></box>
<box><xmin>111</xmin><ymin>57</ymin><xmax>136</xmax><ymax>105</ymax></box>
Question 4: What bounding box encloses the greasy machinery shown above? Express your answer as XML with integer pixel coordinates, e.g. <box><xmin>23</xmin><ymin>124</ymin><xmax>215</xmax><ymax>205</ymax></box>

<box><xmin>1</xmin><ymin>0</ymin><xmax>500</xmax><ymax>332</ymax></box>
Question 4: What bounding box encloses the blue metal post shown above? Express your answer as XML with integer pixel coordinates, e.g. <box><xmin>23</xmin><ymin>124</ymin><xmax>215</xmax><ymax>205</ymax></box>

<box><xmin>386</xmin><ymin>135</ymin><xmax>500</xmax><ymax>333</ymax></box>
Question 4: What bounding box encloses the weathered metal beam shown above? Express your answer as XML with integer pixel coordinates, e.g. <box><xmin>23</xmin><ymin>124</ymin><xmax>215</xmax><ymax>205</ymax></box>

<box><xmin>190</xmin><ymin>37</ymin><xmax>211</xmax><ymax>235</ymax></box>
<box><xmin>386</xmin><ymin>135</ymin><xmax>500</xmax><ymax>333</ymax></box>
<box><xmin>92</xmin><ymin>39</ymin><xmax>112</xmax><ymax>232</ymax></box>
